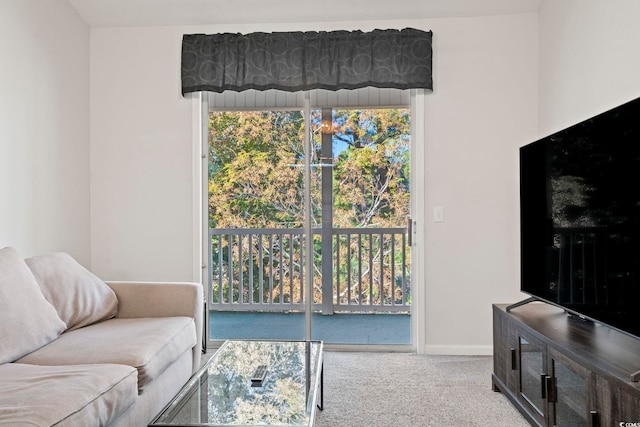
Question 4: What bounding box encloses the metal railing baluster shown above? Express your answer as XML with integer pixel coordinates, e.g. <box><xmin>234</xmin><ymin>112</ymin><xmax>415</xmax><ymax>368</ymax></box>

<box><xmin>336</xmin><ymin>234</ymin><xmax>340</xmax><ymax>306</ymax></box>
<box><xmin>217</xmin><ymin>236</ymin><xmax>223</xmax><ymax>303</ymax></box>
<box><xmin>259</xmin><ymin>234</ymin><xmax>264</xmax><ymax>305</ymax></box>
<box><xmin>347</xmin><ymin>233</ymin><xmax>352</xmax><ymax>306</ymax></box>
<box><xmin>289</xmin><ymin>233</ymin><xmax>294</xmax><ymax>304</ymax></box>
<box><xmin>299</xmin><ymin>233</ymin><xmax>305</xmax><ymax>305</ymax></box>
<box><xmin>391</xmin><ymin>232</ymin><xmax>396</xmax><ymax>306</ymax></box>
<box><xmin>279</xmin><ymin>234</ymin><xmax>284</xmax><ymax>304</ymax></box>
<box><xmin>368</xmin><ymin>233</ymin><xmax>374</xmax><ymax>306</ymax></box>
<box><xmin>248</xmin><ymin>234</ymin><xmax>254</xmax><ymax>304</ymax></box>
<box><xmin>239</xmin><ymin>233</ymin><xmax>243</xmax><ymax>304</ymax></box>
<box><xmin>269</xmin><ymin>234</ymin><xmax>274</xmax><ymax>304</ymax></box>
<box><xmin>228</xmin><ymin>234</ymin><xmax>233</xmax><ymax>304</ymax></box>
<box><xmin>358</xmin><ymin>233</ymin><xmax>363</xmax><ymax>307</ymax></box>
<box><xmin>379</xmin><ymin>233</ymin><xmax>384</xmax><ymax>306</ymax></box>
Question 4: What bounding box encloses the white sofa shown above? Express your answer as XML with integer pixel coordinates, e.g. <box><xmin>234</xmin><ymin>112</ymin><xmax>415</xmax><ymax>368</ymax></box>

<box><xmin>0</xmin><ymin>247</ymin><xmax>203</xmax><ymax>426</ymax></box>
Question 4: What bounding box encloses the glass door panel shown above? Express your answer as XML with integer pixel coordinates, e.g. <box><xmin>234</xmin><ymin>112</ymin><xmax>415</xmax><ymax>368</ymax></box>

<box><xmin>518</xmin><ymin>334</ymin><xmax>547</xmax><ymax>422</ymax></box>
<box><xmin>207</xmin><ymin>110</ymin><xmax>308</xmax><ymax>342</ymax></box>
<box><xmin>308</xmin><ymin>107</ymin><xmax>412</xmax><ymax>345</ymax></box>
<box><xmin>550</xmin><ymin>349</ymin><xmax>589</xmax><ymax>427</ymax></box>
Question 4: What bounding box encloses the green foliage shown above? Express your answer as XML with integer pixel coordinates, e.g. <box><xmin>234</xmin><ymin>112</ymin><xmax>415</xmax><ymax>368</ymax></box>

<box><xmin>208</xmin><ymin>108</ymin><xmax>410</xmax><ymax>230</ymax></box>
<box><xmin>208</xmin><ymin>111</ymin><xmax>307</xmax><ymax>228</ymax></box>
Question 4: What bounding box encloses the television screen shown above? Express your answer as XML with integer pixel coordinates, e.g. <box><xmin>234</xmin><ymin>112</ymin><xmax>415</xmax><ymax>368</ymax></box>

<box><xmin>520</xmin><ymin>96</ymin><xmax>640</xmax><ymax>339</ymax></box>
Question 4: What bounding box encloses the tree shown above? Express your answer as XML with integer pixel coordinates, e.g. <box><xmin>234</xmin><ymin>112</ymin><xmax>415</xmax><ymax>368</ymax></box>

<box><xmin>331</xmin><ymin>109</ymin><xmax>410</xmax><ymax>228</ymax></box>
<box><xmin>208</xmin><ymin>110</ymin><xmax>309</xmax><ymax>229</ymax></box>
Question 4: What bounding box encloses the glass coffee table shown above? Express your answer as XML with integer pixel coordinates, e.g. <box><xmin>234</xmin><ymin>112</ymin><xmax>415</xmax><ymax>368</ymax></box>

<box><xmin>150</xmin><ymin>340</ymin><xmax>323</xmax><ymax>426</ymax></box>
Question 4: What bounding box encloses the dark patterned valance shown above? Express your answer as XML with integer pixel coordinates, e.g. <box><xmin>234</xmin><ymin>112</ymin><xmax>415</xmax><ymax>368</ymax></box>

<box><xmin>181</xmin><ymin>28</ymin><xmax>432</xmax><ymax>95</ymax></box>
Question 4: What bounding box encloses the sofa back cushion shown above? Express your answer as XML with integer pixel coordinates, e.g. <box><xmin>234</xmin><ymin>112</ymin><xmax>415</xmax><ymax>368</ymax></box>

<box><xmin>0</xmin><ymin>247</ymin><xmax>66</xmax><ymax>364</ymax></box>
<box><xmin>26</xmin><ymin>252</ymin><xmax>118</xmax><ymax>331</ymax></box>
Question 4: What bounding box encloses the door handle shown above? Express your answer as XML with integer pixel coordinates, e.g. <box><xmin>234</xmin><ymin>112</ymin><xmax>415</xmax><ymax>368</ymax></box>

<box><xmin>407</xmin><ymin>217</ymin><xmax>413</xmax><ymax>247</ymax></box>
<box><xmin>540</xmin><ymin>375</ymin><xmax>556</xmax><ymax>402</ymax></box>
<box><xmin>545</xmin><ymin>376</ymin><xmax>556</xmax><ymax>403</ymax></box>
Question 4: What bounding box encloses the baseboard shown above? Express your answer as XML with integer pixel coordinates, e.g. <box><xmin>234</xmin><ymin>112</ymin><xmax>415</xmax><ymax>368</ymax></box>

<box><xmin>422</xmin><ymin>344</ymin><xmax>493</xmax><ymax>356</ymax></box>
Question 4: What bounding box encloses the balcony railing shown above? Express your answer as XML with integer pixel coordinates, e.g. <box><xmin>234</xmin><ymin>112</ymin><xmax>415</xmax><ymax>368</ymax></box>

<box><xmin>208</xmin><ymin>227</ymin><xmax>410</xmax><ymax>314</ymax></box>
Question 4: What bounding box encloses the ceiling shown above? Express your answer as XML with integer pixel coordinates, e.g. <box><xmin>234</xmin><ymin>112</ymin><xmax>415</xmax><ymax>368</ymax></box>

<box><xmin>66</xmin><ymin>0</ymin><xmax>543</xmax><ymax>28</ymax></box>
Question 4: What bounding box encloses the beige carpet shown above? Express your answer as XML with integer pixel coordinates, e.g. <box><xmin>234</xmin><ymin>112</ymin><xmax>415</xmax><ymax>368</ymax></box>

<box><xmin>315</xmin><ymin>352</ymin><xmax>529</xmax><ymax>427</ymax></box>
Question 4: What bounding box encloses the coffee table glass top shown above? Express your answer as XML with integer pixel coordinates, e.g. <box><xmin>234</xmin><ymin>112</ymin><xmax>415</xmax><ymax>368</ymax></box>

<box><xmin>150</xmin><ymin>340</ymin><xmax>323</xmax><ymax>426</ymax></box>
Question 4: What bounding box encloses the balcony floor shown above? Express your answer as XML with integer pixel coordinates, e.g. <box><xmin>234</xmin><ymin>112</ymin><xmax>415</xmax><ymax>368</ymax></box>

<box><xmin>209</xmin><ymin>311</ymin><xmax>410</xmax><ymax>345</ymax></box>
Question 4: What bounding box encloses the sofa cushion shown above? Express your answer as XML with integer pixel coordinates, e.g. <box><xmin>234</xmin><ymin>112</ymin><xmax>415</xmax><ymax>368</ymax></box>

<box><xmin>0</xmin><ymin>362</ymin><xmax>137</xmax><ymax>426</ymax></box>
<box><xmin>18</xmin><ymin>316</ymin><xmax>197</xmax><ymax>393</ymax></box>
<box><xmin>26</xmin><ymin>252</ymin><xmax>118</xmax><ymax>331</ymax></box>
<box><xmin>0</xmin><ymin>247</ymin><xmax>66</xmax><ymax>365</ymax></box>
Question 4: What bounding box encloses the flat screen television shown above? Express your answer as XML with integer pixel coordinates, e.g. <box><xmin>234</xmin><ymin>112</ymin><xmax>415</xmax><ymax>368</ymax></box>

<box><xmin>520</xmin><ymin>96</ymin><xmax>640</xmax><ymax>340</ymax></box>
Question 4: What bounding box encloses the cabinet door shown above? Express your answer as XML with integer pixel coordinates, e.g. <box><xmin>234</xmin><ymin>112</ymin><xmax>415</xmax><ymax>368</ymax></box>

<box><xmin>517</xmin><ymin>328</ymin><xmax>548</xmax><ymax>426</ymax></box>
<box><xmin>594</xmin><ymin>374</ymin><xmax>640</xmax><ymax>427</ymax></box>
<box><xmin>613</xmin><ymin>390</ymin><xmax>640</xmax><ymax>424</ymax></box>
<box><xmin>592</xmin><ymin>374</ymin><xmax>613</xmax><ymax>427</ymax></box>
<box><xmin>548</xmin><ymin>347</ymin><xmax>592</xmax><ymax>427</ymax></box>
<box><xmin>493</xmin><ymin>306</ymin><xmax>519</xmax><ymax>391</ymax></box>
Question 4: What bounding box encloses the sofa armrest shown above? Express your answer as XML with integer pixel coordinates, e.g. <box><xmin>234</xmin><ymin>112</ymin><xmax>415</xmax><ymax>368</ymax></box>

<box><xmin>106</xmin><ymin>281</ymin><xmax>203</xmax><ymax>371</ymax></box>
<box><xmin>106</xmin><ymin>281</ymin><xmax>202</xmax><ymax>319</ymax></box>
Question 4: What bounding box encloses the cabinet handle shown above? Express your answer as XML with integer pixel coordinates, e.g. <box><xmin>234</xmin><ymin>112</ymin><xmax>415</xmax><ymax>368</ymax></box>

<box><xmin>545</xmin><ymin>376</ymin><xmax>556</xmax><ymax>403</ymax></box>
<box><xmin>510</xmin><ymin>348</ymin><xmax>517</xmax><ymax>370</ymax></box>
<box><xmin>590</xmin><ymin>410</ymin><xmax>598</xmax><ymax>427</ymax></box>
<box><xmin>541</xmin><ymin>374</ymin><xmax>547</xmax><ymax>399</ymax></box>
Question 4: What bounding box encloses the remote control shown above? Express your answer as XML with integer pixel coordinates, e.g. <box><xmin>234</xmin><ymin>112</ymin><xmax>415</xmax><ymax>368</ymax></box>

<box><xmin>251</xmin><ymin>364</ymin><xmax>268</xmax><ymax>387</ymax></box>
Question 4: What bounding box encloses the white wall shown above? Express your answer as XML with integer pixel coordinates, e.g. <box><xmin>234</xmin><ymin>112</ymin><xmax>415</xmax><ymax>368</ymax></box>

<box><xmin>0</xmin><ymin>0</ymin><xmax>90</xmax><ymax>264</ymax></box>
<box><xmin>423</xmin><ymin>14</ymin><xmax>538</xmax><ymax>353</ymax></box>
<box><xmin>90</xmin><ymin>27</ymin><xmax>196</xmax><ymax>281</ymax></box>
<box><xmin>539</xmin><ymin>0</ymin><xmax>640</xmax><ymax>135</ymax></box>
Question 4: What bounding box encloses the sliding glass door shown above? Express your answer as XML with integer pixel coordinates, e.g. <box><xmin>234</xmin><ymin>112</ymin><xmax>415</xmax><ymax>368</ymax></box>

<box><xmin>206</xmin><ymin>106</ymin><xmax>309</xmax><ymax>341</ymax></box>
<box><xmin>204</xmin><ymin>89</ymin><xmax>413</xmax><ymax>348</ymax></box>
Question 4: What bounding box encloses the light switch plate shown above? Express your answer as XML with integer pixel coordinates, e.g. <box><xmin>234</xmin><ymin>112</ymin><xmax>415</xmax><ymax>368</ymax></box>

<box><xmin>433</xmin><ymin>206</ymin><xmax>444</xmax><ymax>222</ymax></box>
